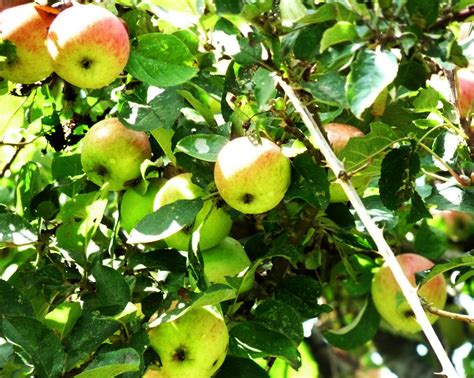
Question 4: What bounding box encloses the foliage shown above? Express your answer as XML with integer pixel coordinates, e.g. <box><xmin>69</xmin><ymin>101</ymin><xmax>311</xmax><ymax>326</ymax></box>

<box><xmin>1</xmin><ymin>0</ymin><xmax>474</xmax><ymax>377</ymax></box>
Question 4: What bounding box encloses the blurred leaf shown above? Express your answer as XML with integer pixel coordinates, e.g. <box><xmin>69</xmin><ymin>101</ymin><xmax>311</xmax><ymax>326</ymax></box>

<box><xmin>51</xmin><ymin>154</ymin><xmax>82</xmax><ymax>180</ymax></box>
<box><xmin>320</xmin><ymin>21</ymin><xmax>357</xmax><ymax>53</ymax></box>
<box><xmin>121</xmin><ymin>9</ymin><xmax>155</xmax><ymax>38</ymax></box>
<box><xmin>215</xmin><ymin>0</ymin><xmax>242</xmax><ymax>14</ymax></box>
<box><xmin>234</xmin><ymin>35</ymin><xmax>263</xmax><ymax>65</ymax></box>
<box><xmin>215</xmin><ymin>356</ymin><xmax>268</xmax><ymax>378</ymax></box>
<box><xmin>418</xmin><ymin>253</ymin><xmax>474</xmax><ymax>286</ymax></box>
<box><xmin>119</xmin><ymin>85</ymin><xmax>184</xmax><ymax>131</ymax></box>
<box><xmin>347</xmin><ymin>49</ymin><xmax>398</xmax><ymax>118</ymax></box>
<box><xmin>280</xmin><ymin>0</ymin><xmax>307</xmax><ymax>25</ymax></box>
<box><xmin>379</xmin><ymin>145</ymin><xmax>420</xmax><ymax>210</ymax></box>
<box><xmin>414</xmin><ymin>220</ymin><xmax>448</xmax><ymax>259</ymax></box>
<box><xmin>127</xmin><ymin>33</ymin><xmax>198</xmax><ymax>87</ymax></box>
<box><xmin>253</xmin><ymin>68</ymin><xmax>277</xmax><ymax>110</ymax></box>
<box><xmin>323</xmin><ymin>297</ymin><xmax>380</xmax><ymax>350</ymax></box>
<box><xmin>15</xmin><ymin>162</ymin><xmax>43</xmax><ymax>218</ymax></box>
<box><xmin>88</xmin><ymin>264</ymin><xmax>131</xmax><ymax>316</ymax></box>
<box><xmin>412</xmin><ymin>87</ymin><xmax>441</xmax><ymax>112</ymax></box>
<box><xmin>0</xmin><ymin>213</ymin><xmax>37</xmax><ymax>247</ymax></box>
<box><xmin>75</xmin><ymin>348</ymin><xmax>140</xmax><ymax>378</ymax></box>
<box><xmin>0</xmin><ymin>280</ymin><xmax>34</xmax><ymax>318</ymax></box>
<box><xmin>286</xmin><ymin>154</ymin><xmax>330</xmax><ymax>210</ymax></box>
<box><xmin>426</xmin><ymin>186</ymin><xmax>474</xmax><ymax>215</ymax></box>
<box><xmin>407</xmin><ymin>0</ymin><xmax>439</xmax><ymax>26</ymax></box>
<box><xmin>229</xmin><ymin>321</ymin><xmax>301</xmax><ymax>369</ymax></box>
<box><xmin>2</xmin><ymin>316</ymin><xmax>66</xmax><ymax>378</ymax></box>
<box><xmin>299</xmin><ymin>3</ymin><xmax>355</xmax><ymax>25</ymax></box>
<box><xmin>175</xmin><ymin>134</ymin><xmax>228</xmax><ymax>162</ymax></box>
<box><xmin>302</xmin><ymin>72</ymin><xmax>348</xmax><ymax>107</ymax></box>
<box><xmin>128</xmin><ymin>198</ymin><xmax>203</xmax><ymax>244</ymax></box>
<box><xmin>253</xmin><ymin>300</ymin><xmax>304</xmax><ymax>344</ymax></box>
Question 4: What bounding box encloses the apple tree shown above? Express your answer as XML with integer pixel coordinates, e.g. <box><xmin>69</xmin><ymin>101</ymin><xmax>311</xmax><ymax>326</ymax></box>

<box><xmin>1</xmin><ymin>0</ymin><xmax>474</xmax><ymax>377</ymax></box>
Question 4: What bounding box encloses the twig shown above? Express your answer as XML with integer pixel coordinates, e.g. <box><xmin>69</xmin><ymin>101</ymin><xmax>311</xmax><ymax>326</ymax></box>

<box><xmin>274</xmin><ymin>75</ymin><xmax>460</xmax><ymax>378</ymax></box>
<box><xmin>428</xmin><ymin>5</ymin><xmax>474</xmax><ymax>31</ymax></box>
<box><xmin>0</xmin><ymin>137</ymin><xmax>26</xmax><ymax>177</ymax></box>
<box><xmin>422</xmin><ymin>300</ymin><xmax>474</xmax><ymax>324</ymax></box>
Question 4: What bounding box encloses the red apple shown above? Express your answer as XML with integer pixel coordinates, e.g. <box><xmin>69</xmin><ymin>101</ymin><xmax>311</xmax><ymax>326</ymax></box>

<box><xmin>457</xmin><ymin>68</ymin><xmax>474</xmax><ymax>118</ymax></box>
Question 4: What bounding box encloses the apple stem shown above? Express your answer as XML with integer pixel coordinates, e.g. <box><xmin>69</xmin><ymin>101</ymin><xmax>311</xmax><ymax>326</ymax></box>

<box><xmin>422</xmin><ymin>298</ymin><xmax>474</xmax><ymax>324</ymax></box>
<box><xmin>275</xmin><ymin>75</ymin><xmax>460</xmax><ymax>378</ymax></box>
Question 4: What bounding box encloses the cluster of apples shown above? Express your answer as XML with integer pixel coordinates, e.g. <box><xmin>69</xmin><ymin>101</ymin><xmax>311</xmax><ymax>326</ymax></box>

<box><xmin>0</xmin><ymin>3</ymin><xmax>129</xmax><ymax>88</ymax></box>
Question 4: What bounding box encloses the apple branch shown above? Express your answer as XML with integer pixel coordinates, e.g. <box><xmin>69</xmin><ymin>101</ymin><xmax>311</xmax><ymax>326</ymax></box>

<box><xmin>422</xmin><ymin>299</ymin><xmax>474</xmax><ymax>324</ymax></box>
<box><xmin>275</xmin><ymin>75</ymin><xmax>460</xmax><ymax>378</ymax></box>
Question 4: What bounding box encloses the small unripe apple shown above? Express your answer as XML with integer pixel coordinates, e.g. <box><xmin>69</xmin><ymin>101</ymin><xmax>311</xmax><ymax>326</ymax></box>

<box><xmin>371</xmin><ymin>253</ymin><xmax>447</xmax><ymax>334</ymax></box>
<box><xmin>201</xmin><ymin>237</ymin><xmax>254</xmax><ymax>293</ymax></box>
<box><xmin>120</xmin><ymin>179</ymin><xmax>167</xmax><ymax>233</ymax></box>
<box><xmin>148</xmin><ymin>306</ymin><xmax>229</xmax><ymax>378</ymax></box>
<box><xmin>214</xmin><ymin>137</ymin><xmax>291</xmax><ymax>214</ymax></box>
<box><xmin>457</xmin><ymin>68</ymin><xmax>474</xmax><ymax>118</ymax></box>
<box><xmin>153</xmin><ymin>173</ymin><xmax>232</xmax><ymax>251</ymax></box>
<box><xmin>81</xmin><ymin>118</ymin><xmax>151</xmax><ymax>191</ymax></box>
<box><xmin>0</xmin><ymin>3</ymin><xmax>55</xmax><ymax>83</ymax></box>
<box><xmin>46</xmin><ymin>4</ymin><xmax>130</xmax><ymax>89</ymax></box>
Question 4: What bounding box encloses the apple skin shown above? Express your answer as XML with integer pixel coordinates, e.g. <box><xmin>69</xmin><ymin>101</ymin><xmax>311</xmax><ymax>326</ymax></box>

<box><xmin>0</xmin><ymin>4</ymin><xmax>55</xmax><ymax>83</ymax></box>
<box><xmin>457</xmin><ymin>68</ymin><xmax>474</xmax><ymax>118</ymax></box>
<box><xmin>46</xmin><ymin>4</ymin><xmax>130</xmax><ymax>89</ymax></box>
<box><xmin>120</xmin><ymin>179</ymin><xmax>167</xmax><ymax>233</ymax></box>
<box><xmin>0</xmin><ymin>0</ymin><xmax>30</xmax><ymax>11</ymax></box>
<box><xmin>153</xmin><ymin>173</ymin><xmax>232</xmax><ymax>251</ymax></box>
<box><xmin>81</xmin><ymin>118</ymin><xmax>151</xmax><ymax>191</ymax></box>
<box><xmin>371</xmin><ymin>253</ymin><xmax>447</xmax><ymax>334</ymax></box>
<box><xmin>214</xmin><ymin>137</ymin><xmax>291</xmax><ymax>214</ymax></box>
<box><xmin>201</xmin><ymin>237</ymin><xmax>254</xmax><ymax>293</ymax></box>
<box><xmin>148</xmin><ymin>306</ymin><xmax>229</xmax><ymax>378</ymax></box>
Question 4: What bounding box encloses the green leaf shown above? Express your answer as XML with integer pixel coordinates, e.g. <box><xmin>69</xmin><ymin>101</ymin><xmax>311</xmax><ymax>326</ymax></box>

<box><xmin>56</xmin><ymin>192</ymin><xmax>98</xmax><ymax>222</ymax></box>
<box><xmin>346</xmin><ymin>49</ymin><xmax>398</xmax><ymax>118</ymax></box>
<box><xmin>51</xmin><ymin>154</ymin><xmax>82</xmax><ymax>180</ymax></box>
<box><xmin>407</xmin><ymin>191</ymin><xmax>431</xmax><ymax>224</ymax></box>
<box><xmin>0</xmin><ymin>213</ymin><xmax>37</xmax><ymax>247</ymax></box>
<box><xmin>64</xmin><ymin>312</ymin><xmax>122</xmax><ymax>371</ymax></box>
<box><xmin>119</xmin><ymin>85</ymin><xmax>184</xmax><ymax>131</ymax></box>
<box><xmin>323</xmin><ymin>297</ymin><xmax>380</xmax><ymax>350</ymax></box>
<box><xmin>412</xmin><ymin>87</ymin><xmax>442</xmax><ymax>113</ymax></box>
<box><xmin>253</xmin><ymin>68</ymin><xmax>277</xmax><ymax>110</ymax></box>
<box><xmin>75</xmin><ymin>348</ymin><xmax>140</xmax><ymax>378</ymax></box>
<box><xmin>229</xmin><ymin>321</ymin><xmax>301</xmax><ymax>369</ymax></box>
<box><xmin>175</xmin><ymin>134</ymin><xmax>228</xmax><ymax>162</ymax></box>
<box><xmin>151</xmin><ymin>127</ymin><xmax>177</xmax><ymax>165</ymax></box>
<box><xmin>418</xmin><ymin>253</ymin><xmax>474</xmax><ymax>286</ymax></box>
<box><xmin>302</xmin><ymin>71</ymin><xmax>348</xmax><ymax>107</ymax></box>
<box><xmin>234</xmin><ymin>35</ymin><xmax>263</xmax><ymax>65</ymax></box>
<box><xmin>280</xmin><ymin>0</ymin><xmax>307</xmax><ymax>25</ymax></box>
<box><xmin>43</xmin><ymin>302</ymin><xmax>82</xmax><ymax>340</ymax></box>
<box><xmin>215</xmin><ymin>0</ymin><xmax>242</xmax><ymax>14</ymax></box>
<box><xmin>414</xmin><ymin>220</ymin><xmax>448</xmax><ymax>260</ymax></box>
<box><xmin>426</xmin><ymin>186</ymin><xmax>474</xmax><ymax>215</ymax></box>
<box><xmin>176</xmin><ymin>89</ymin><xmax>217</xmax><ymax>128</ymax></box>
<box><xmin>127</xmin><ymin>33</ymin><xmax>198</xmax><ymax>87</ymax></box>
<box><xmin>407</xmin><ymin>0</ymin><xmax>440</xmax><ymax>26</ymax></box>
<box><xmin>2</xmin><ymin>316</ymin><xmax>66</xmax><ymax>378</ymax></box>
<box><xmin>320</xmin><ymin>21</ymin><xmax>357</xmax><ymax>53</ymax></box>
<box><xmin>253</xmin><ymin>300</ymin><xmax>304</xmax><ymax>344</ymax></box>
<box><xmin>299</xmin><ymin>3</ymin><xmax>354</xmax><ymax>25</ymax></box>
<box><xmin>128</xmin><ymin>249</ymin><xmax>187</xmax><ymax>272</ymax></box>
<box><xmin>128</xmin><ymin>198</ymin><xmax>203</xmax><ymax>244</ymax></box>
<box><xmin>215</xmin><ymin>356</ymin><xmax>268</xmax><ymax>378</ymax></box>
<box><xmin>14</xmin><ymin>162</ymin><xmax>43</xmax><ymax>218</ymax></box>
<box><xmin>0</xmin><ymin>280</ymin><xmax>34</xmax><ymax>318</ymax></box>
<box><xmin>379</xmin><ymin>145</ymin><xmax>420</xmax><ymax>211</ymax></box>
<box><xmin>275</xmin><ymin>276</ymin><xmax>330</xmax><ymax>320</ymax></box>
<box><xmin>286</xmin><ymin>154</ymin><xmax>330</xmax><ymax>210</ymax></box>
<box><xmin>89</xmin><ymin>264</ymin><xmax>131</xmax><ymax>316</ymax></box>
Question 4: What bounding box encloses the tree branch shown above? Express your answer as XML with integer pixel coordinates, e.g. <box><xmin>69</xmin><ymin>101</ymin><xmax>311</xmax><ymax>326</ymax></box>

<box><xmin>428</xmin><ymin>5</ymin><xmax>474</xmax><ymax>31</ymax></box>
<box><xmin>274</xmin><ymin>75</ymin><xmax>460</xmax><ymax>378</ymax></box>
<box><xmin>422</xmin><ymin>299</ymin><xmax>474</xmax><ymax>324</ymax></box>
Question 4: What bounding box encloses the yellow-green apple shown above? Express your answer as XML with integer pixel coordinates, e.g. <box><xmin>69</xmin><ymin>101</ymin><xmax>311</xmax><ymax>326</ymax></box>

<box><xmin>201</xmin><ymin>237</ymin><xmax>254</xmax><ymax>293</ymax></box>
<box><xmin>322</xmin><ymin>123</ymin><xmax>367</xmax><ymax>203</ymax></box>
<box><xmin>81</xmin><ymin>118</ymin><xmax>151</xmax><ymax>191</ymax></box>
<box><xmin>371</xmin><ymin>253</ymin><xmax>447</xmax><ymax>334</ymax></box>
<box><xmin>153</xmin><ymin>173</ymin><xmax>232</xmax><ymax>251</ymax></box>
<box><xmin>46</xmin><ymin>4</ymin><xmax>130</xmax><ymax>89</ymax></box>
<box><xmin>214</xmin><ymin>137</ymin><xmax>291</xmax><ymax>214</ymax></box>
<box><xmin>0</xmin><ymin>3</ymin><xmax>55</xmax><ymax>83</ymax></box>
<box><xmin>148</xmin><ymin>306</ymin><xmax>229</xmax><ymax>378</ymax></box>
<box><xmin>120</xmin><ymin>179</ymin><xmax>167</xmax><ymax>233</ymax></box>
<box><xmin>457</xmin><ymin>68</ymin><xmax>474</xmax><ymax>118</ymax></box>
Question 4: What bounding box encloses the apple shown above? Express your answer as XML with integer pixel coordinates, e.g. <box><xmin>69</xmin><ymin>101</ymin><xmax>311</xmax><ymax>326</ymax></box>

<box><xmin>0</xmin><ymin>0</ymin><xmax>30</xmax><ymax>11</ymax></box>
<box><xmin>457</xmin><ymin>68</ymin><xmax>474</xmax><ymax>118</ymax></box>
<box><xmin>120</xmin><ymin>179</ymin><xmax>167</xmax><ymax>233</ymax></box>
<box><xmin>429</xmin><ymin>210</ymin><xmax>474</xmax><ymax>243</ymax></box>
<box><xmin>201</xmin><ymin>237</ymin><xmax>254</xmax><ymax>293</ymax></box>
<box><xmin>0</xmin><ymin>3</ymin><xmax>55</xmax><ymax>83</ymax></box>
<box><xmin>214</xmin><ymin>137</ymin><xmax>291</xmax><ymax>214</ymax></box>
<box><xmin>46</xmin><ymin>4</ymin><xmax>130</xmax><ymax>89</ymax></box>
<box><xmin>371</xmin><ymin>253</ymin><xmax>447</xmax><ymax>334</ymax></box>
<box><xmin>148</xmin><ymin>306</ymin><xmax>229</xmax><ymax>378</ymax></box>
<box><xmin>81</xmin><ymin>117</ymin><xmax>151</xmax><ymax>191</ymax></box>
<box><xmin>153</xmin><ymin>173</ymin><xmax>232</xmax><ymax>251</ymax></box>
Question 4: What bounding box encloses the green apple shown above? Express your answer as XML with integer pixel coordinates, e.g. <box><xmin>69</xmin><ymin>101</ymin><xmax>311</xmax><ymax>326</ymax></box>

<box><xmin>371</xmin><ymin>253</ymin><xmax>447</xmax><ymax>334</ymax></box>
<box><xmin>153</xmin><ymin>173</ymin><xmax>232</xmax><ymax>251</ymax></box>
<box><xmin>81</xmin><ymin>118</ymin><xmax>151</xmax><ymax>191</ymax></box>
<box><xmin>120</xmin><ymin>179</ymin><xmax>167</xmax><ymax>233</ymax></box>
<box><xmin>201</xmin><ymin>237</ymin><xmax>254</xmax><ymax>293</ymax></box>
<box><xmin>457</xmin><ymin>68</ymin><xmax>474</xmax><ymax>118</ymax></box>
<box><xmin>0</xmin><ymin>3</ymin><xmax>55</xmax><ymax>83</ymax></box>
<box><xmin>214</xmin><ymin>137</ymin><xmax>291</xmax><ymax>214</ymax></box>
<box><xmin>437</xmin><ymin>304</ymin><xmax>467</xmax><ymax>350</ymax></box>
<box><xmin>46</xmin><ymin>4</ymin><xmax>130</xmax><ymax>89</ymax></box>
<box><xmin>148</xmin><ymin>306</ymin><xmax>229</xmax><ymax>378</ymax></box>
